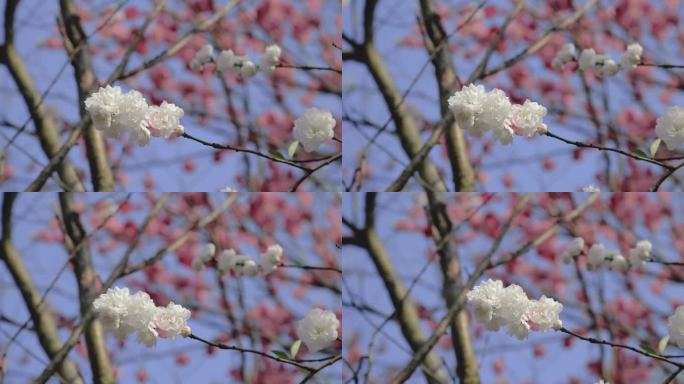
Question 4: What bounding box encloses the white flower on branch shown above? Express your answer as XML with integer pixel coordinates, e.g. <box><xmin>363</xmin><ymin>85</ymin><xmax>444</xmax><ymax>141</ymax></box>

<box><xmin>596</xmin><ymin>57</ymin><xmax>619</xmax><ymax>77</ymax></box>
<box><xmin>587</xmin><ymin>243</ymin><xmax>606</xmax><ymax>270</ymax></box>
<box><xmin>562</xmin><ymin>237</ymin><xmax>651</xmax><ymax>271</ymax></box>
<box><xmin>466</xmin><ymin>278</ymin><xmax>506</xmax><ymax>326</ymax></box>
<box><xmin>578</xmin><ymin>48</ymin><xmax>597</xmax><ymax>72</ymax></box>
<box><xmin>581</xmin><ymin>185</ymin><xmax>601</xmax><ymax>192</ymax></box>
<box><xmin>656</xmin><ymin>106</ymin><xmax>684</xmax><ymax>150</ymax></box>
<box><xmin>629</xmin><ymin>239</ymin><xmax>652</xmax><ymax>267</ymax></box>
<box><xmin>146</xmin><ymin>101</ymin><xmax>185</xmax><ymax>138</ymax></box>
<box><xmin>259</xmin><ymin>244</ymin><xmax>283</xmax><ymax>274</ymax></box>
<box><xmin>448</xmin><ymin>83</ymin><xmax>487</xmax><ymax>135</ymax></box>
<box><xmin>193</xmin><ymin>243</ymin><xmax>216</xmax><ymax>271</ymax></box>
<box><xmin>217</xmin><ymin>249</ymin><xmax>238</xmax><ymax>273</ymax></box>
<box><xmin>609</xmin><ymin>254</ymin><xmax>629</xmax><ymax>271</ymax></box>
<box><xmin>448</xmin><ymin>85</ymin><xmax>547</xmax><ymax>145</ymax></box>
<box><xmin>467</xmin><ymin>279</ymin><xmax>563</xmax><ymax>340</ymax></box>
<box><xmin>620</xmin><ymin>43</ymin><xmax>643</xmax><ymax>72</ymax></box>
<box><xmin>118</xmin><ymin>90</ymin><xmax>152</xmax><ymax>146</ymax></box>
<box><xmin>668</xmin><ymin>305</ymin><xmax>684</xmax><ymax>347</ymax></box>
<box><xmin>216</xmin><ymin>49</ymin><xmax>235</xmax><ymax>73</ymax></box>
<box><xmin>510</xmin><ymin>100</ymin><xmax>548</xmax><ymax>137</ymax></box>
<box><xmin>232</xmin><ymin>56</ymin><xmax>258</xmax><ymax>78</ymax></box>
<box><xmin>233</xmin><ymin>255</ymin><xmax>259</xmax><ymax>276</ymax></box>
<box><xmin>259</xmin><ymin>44</ymin><xmax>282</xmax><ymax>74</ymax></box>
<box><xmin>552</xmin><ymin>43</ymin><xmax>576</xmax><ymax>69</ymax></box>
<box><xmin>84</xmin><ymin>85</ymin><xmax>123</xmax><ymax>135</ymax></box>
<box><xmin>85</xmin><ymin>86</ymin><xmax>185</xmax><ymax>146</ymax></box>
<box><xmin>554</xmin><ymin>42</ymin><xmax>642</xmax><ymax>76</ymax></box>
<box><xmin>214</xmin><ymin>245</ymin><xmax>283</xmax><ymax>276</ymax></box>
<box><xmin>293</xmin><ymin>108</ymin><xmax>336</xmax><ymax>152</ymax></box>
<box><xmin>152</xmin><ymin>302</ymin><xmax>192</xmax><ymax>340</ymax></box>
<box><xmin>561</xmin><ymin>237</ymin><xmax>584</xmax><ymax>264</ymax></box>
<box><xmin>215</xmin><ymin>44</ymin><xmax>282</xmax><ymax>77</ymax></box>
<box><xmin>297</xmin><ymin>308</ymin><xmax>339</xmax><ymax>353</ymax></box>
<box><xmin>527</xmin><ymin>296</ymin><xmax>564</xmax><ymax>332</ymax></box>
<box><xmin>190</xmin><ymin>44</ymin><xmax>214</xmax><ymax>72</ymax></box>
<box><xmin>93</xmin><ymin>287</ymin><xmax>191</xmax><ymax>347</ymax></box>
<box><xmin>479</xmin><ymin>88</ymin><xmax>514</xmax><ymax>145</ymax></box>
<box><xmin>85</xmin><ymin>86</ymin><xmax>150</xmax><ymax>146</ymax></box>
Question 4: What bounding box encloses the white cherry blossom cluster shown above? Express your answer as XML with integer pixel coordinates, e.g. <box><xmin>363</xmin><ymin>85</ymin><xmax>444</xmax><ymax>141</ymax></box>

<box><xmin>296</xmin><ymin>308</ymin><xmax>339</xmax><ymax>353</ymax></box>
<box><xmin>560</xmin><ymin>237</ymin><xmax>652</xmax><ymax>270</ymax></box>
<box><xmin>466</xmin><ymin>279</ymin><xmax>563</xmax><ymax>340</ymax></box>
<box><xmin>293</xmin><ymin>108</ymin><xmax>336</xmax><ymax>152</ymax></box>
<box><xmin>93</xmin><ymin>287</ymin><xmax>191</xmax><ymax>347</ymax></box>
<box><xmin>447</xmin><ymin>84</ymin><xmax>547</xmax><ymax>145</ymax></box>
<box><xmin>192</xmin><ymin>243</ymin><xmax>283</xmax><ymax>277</ymax></box>
<box><xmin>190</xmin><ymin>43</ymin><xmax>282</xmax><ymax>78</ymax></box>
<box><xmin>552</xmin><ymin>42</ymin><xmax>643</xmax><ymax>76</ymax></box>
<box><xmin>84</xmin><ymin>85</ymin><xmax>184</xmax><ymax>146</ymax></box>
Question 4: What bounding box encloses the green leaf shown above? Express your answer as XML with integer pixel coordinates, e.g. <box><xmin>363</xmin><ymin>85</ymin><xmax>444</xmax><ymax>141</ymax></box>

<box><xmin>290</xmin><ymin>339</ymin><xmax>302</xmax><ymax>359</ymax></box>
<box><xmin>269</xmin><ymin>150</ymin><xmax>285</xmax><ymax>160</ymax></box>
<box><xmin>659</xmin><ymin>335</ymin><xmax>670</xmax><ymax>354</ymax></box>
<box><xmin>272</xmin><ymin>350</ymin><xmax>290</xmax><ymax>360</ymax></box>
<box><xmin>650</xmin><ymin>138</ymin><xmax>662</xmax><ymax>158</ymax></box>
<box><xmin>287</xmin><ymin>141</ymin><xmax>300</xmax><ymax>159</ymax></box>
<box><xmin>640</xmin><ymin>343</ymin><xmax>657</xmax><ymax>355</ymax></box>
<box><xmin>632</xmin><ymin>149</ymin><xmax>648</xmax><ymax>159</ymax></box>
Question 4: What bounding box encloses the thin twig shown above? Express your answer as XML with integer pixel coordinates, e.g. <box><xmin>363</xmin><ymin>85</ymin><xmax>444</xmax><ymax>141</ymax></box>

<box><xmin>559</xmin><ymin>327</ymin><xmax>683</xmax><ymax>368</ymax></box>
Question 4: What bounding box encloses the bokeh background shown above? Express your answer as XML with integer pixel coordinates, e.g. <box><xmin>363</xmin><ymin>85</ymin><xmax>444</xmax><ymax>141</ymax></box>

<box><xmin>343</xmin><ymin>192</ymin><xmax>684</xmax><ymax>383</ymax></box>
<box><xmin>1</xmin><ymin>0</ymin><xmax>341</xmax><ymax>191</ymax></box>
<box><xmin>0</xmin><ymin>192</ymin><xmax>341</xmax><ymax>383</ymax></box>
<box><xmin>343</xmin><ymin>0</ymin><xmax>684</xmax><ymax>192</ymax></box>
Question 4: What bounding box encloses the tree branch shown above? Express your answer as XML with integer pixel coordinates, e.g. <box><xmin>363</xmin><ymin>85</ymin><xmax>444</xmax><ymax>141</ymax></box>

<box><xmin>350</xmin><ymin>193</ymin><xmax>449</xmax><ymax>383</ymax></box>
<box><xmin>418</xmin><ymin>0</ymin><xmax>475</xmax><ymax>192</ymax></box>
<box><xmin>59</xmin><ymin>0</ymin><xmax>113</xmax><ymax>191</ymax></box>
<box><xmin>0</xmin><ymin>193</ymin><xmax>84</xmax><ymax>384</ymax></box>
<box><xmin>58</xmin><ymin>193</ymin><xmax>114</xmax><ymax>384</ymax></box>
<box><xmin>1</xmin><ymin>0</ymin><xmax>84</xmax><ymax>191</ymax></box>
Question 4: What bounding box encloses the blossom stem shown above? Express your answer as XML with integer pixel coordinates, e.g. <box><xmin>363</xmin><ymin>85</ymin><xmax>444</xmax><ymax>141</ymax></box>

<box><xmin>544</xmin><ymin>131</ymin><xmax>674</xmax><ymax>169</ymax></box>
<box><xmin>298</xmin><ymin>355</ymin><xmax>342</xmax><ymax>384</ymax></box>
<box><xmin>289</xmin><ymin>153</ymin><xmax>342</xmax><ymax>192</ymax></box>
<box><xmin>650</xmin><ymin>160</ymin><xmax>684</xmax><ymax>191</ymax></box>
<box><xmin>559</xmin><ymin>327</ymin><xmax>684</xmax><ymax>368</ymax></box>
<box><xmin>279</xmin><ymin>264</ymin><xmax>342</xmax><ymax>273</ymax></box>
<box><xmin>278</xmin><ymin>63</ymin><xmax>342</xmax><ymax>74</ymax></box>
<box><xmin>181</xmin><ymin>132</ymin><xmax>310</xmax><ymax>170</ymax></box>
<box><xmin>641</xmin><ymin>62</ymin><xmax>684</xmax><ymax>69</ymax></box>
<box><xmin>186</xmin><ymin>333</ymin><xmax>319</xmax><ymax>372</ymax></box>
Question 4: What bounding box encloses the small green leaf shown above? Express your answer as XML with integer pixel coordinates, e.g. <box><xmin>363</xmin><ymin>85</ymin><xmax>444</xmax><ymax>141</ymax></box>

<box><xmin>290</xmin><ymin>339</ymin><xmax>302</xmax><ymax>359</ymax></box>
<box><xmin>659</xmin><ymin>335</ymin><xmax>670</xmax><ymax>354</ymax></box>
<box><xmin>632</xmin><ymin>149</ymin><xmax>648</xmax><ymax>159</ymax></box>
<box><xmin>640</xmin><ymin>343</ymin><xmax>657</xmax><ymax>355</ymax></box>
<box><xmin>288</xmin><ymin>141</ymin><xmax>300</xmax><ymax>159</ymax></box>
<box><xmin>269</xmin><ymin>150</ymin><xmax>285</xmax><ymax>160</ymax></box>
<box><xmin>272</xmin><ymin>350</ymin><xmax>290</xmax><ymax>360</ymax></box>
<box><xmin>650</xmin><ymin>138</ymin><xmax>662</xmax><ymax>158</ymax></box>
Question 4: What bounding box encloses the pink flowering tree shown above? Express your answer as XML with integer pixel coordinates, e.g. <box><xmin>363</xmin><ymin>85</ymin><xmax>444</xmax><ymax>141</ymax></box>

<box><xmin>0</xmin><ymin>192</ymin><xmax>341</xmax><ymax>383</ymax></box>
<box><xmin>343</xmin><ymin>192</ymin><xmax>684</xmax><ymax>383</ymax></box>
<box><xmin>343</xmin><ymin>0</ymin><xmax>684</xmax><ymax>192</ymax></box>
<box><xmin>1</xmin><ymin>0</ymin><xmax>341</xmax><ymax>191</ymax></box>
